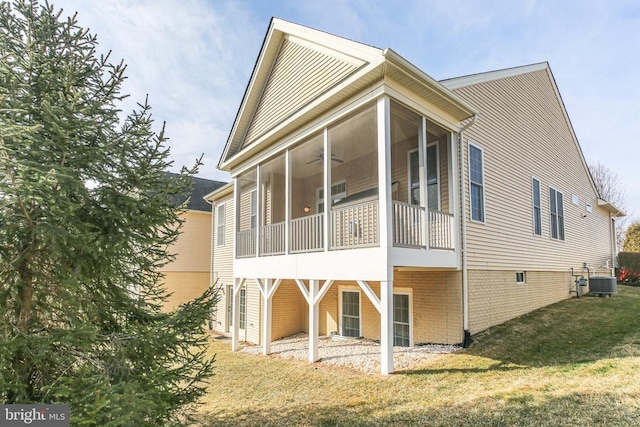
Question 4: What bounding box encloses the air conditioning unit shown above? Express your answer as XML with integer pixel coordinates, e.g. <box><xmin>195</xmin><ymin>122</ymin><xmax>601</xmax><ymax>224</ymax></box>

<box><xmin>589</xmin><ymin>276</ymin><xmax>617</xmax><ymax>296</ymax></box>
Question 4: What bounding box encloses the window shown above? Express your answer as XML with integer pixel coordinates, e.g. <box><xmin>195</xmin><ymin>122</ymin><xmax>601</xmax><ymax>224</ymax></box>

<box><xmin>393</xmin><ymin>294</ymin><xmax>410</xmax><ymax>346</ymax></box>
<box><xmin>409</xmin><ymin>150</ymin><xmax>420</xmax><ymax>205</ymax></box>
<box><xmin>427</xmin><ymin>144</ymin><xmax>440</xmax><ymax>210</ymax></box>
<box><xmin>469</xmin><ymin>143</ymin><xmax>485</xmax><ymax>222</ymax></box>
<box><xmin>408</xmin><ymin>145</ymin><xmax>439</xmax><ymax>209</ymax></box>
<box><xmin>250</xmin><ymin>190</ymin><xmax>257</xmax><ymax>229</ymax></box>
<box><xmin>341</xmin><ymin>291</ymin><xmax>360</xmax><ymax>337</ymax></box>
<box><xmin>516</xmin><ymin>272</ymin><xmax>526</xmax><ymax>284</ymax></box>
<box><xmin>532</xmin><ymin>178</ymin><xmax>542</xmax><ymax>236</ymax></box>
<box><xmin>239</xmin><ymin>287</ymin><xmax>247</xmax><ymax>330</ymax></box>
<box><xmin>317</xmin><ymin>180</ymin><xmax>347</xmax><ymax>213</ymax></box>
<box><xmin>216</xmin><ymin>203</ymin><xmax>226</xmax><ymax>246</ymax></box>
<box><xmin>549</xmin><ymin>187</ymin><xmax>565</xmax><ymax>240</ymax></box>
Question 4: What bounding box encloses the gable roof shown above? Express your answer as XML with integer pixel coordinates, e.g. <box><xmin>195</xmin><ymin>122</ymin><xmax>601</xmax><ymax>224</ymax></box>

<box><xmin>168</xmin><ymin>173</ymin><xmax>227</xmax><ymax>212</ymax></box>
<box><xmin>441</xmin><ymin>62</ymin><xmax>624</xmax><ymax>216</ymax></box>
<box><xmin>218</xmin><ymin>18</ymin><xmax>476</xmax><ymax>171</ymax></box>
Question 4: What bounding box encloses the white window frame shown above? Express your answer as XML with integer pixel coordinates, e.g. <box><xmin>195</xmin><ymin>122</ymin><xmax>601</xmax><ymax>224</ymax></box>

<box><xmin>468</xmin><ymin>142</ymin><xmax>486</xmax><ymax>223</ymax></box>
<box><xmin>393</xmin><ymin>289</ymin><xmax>413</xmax><ymax>347</ymax></box>
<box><xmin>239</xmin><ymin>286</ymin><xmax>247</xmax><ymax>330</ymax></box>
<box><xmin>516</xmin><ymin>271</ymin><xmax>526</xmax><ymax>284</ymax></box>
<box><xmin>216</xmin><ymin>203</ymin><xmax>226</xmax><ymax>246</ymax></box>
<box><xmin>316</xmin><ymin>179</ymin><xmax>347</xmax><ymax>213</ymax></box>
<box><xmin>407</xmin><ymin>144</ymin><xmax>440</xmax><ymax>210</ymax></box>
<box><xmin>407</xmin><ymin>148</ymin><xmax>420</xmax><ymax>206</ymax></box>
<box><xmin>549</xmin><ymin>186</ymin><xmax>565</xmax><ymax>241</ymax></box>
<box><xmin>250</xmin><ymin>190</ymin><xmax>257</xmax><ymax>229</ymax></box>
<box><xmin>532</xmin><ymin>177</ymin><xmax>542</xmax><ymax>236</ymax></box>
<box><xmin>338</xmin><ymin>287</ymin><xmax>362</xmax><ymax>338</ymax></box>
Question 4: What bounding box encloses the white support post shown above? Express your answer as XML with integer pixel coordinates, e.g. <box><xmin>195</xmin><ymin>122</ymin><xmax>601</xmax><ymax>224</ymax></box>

<box><xmin>309</xmin><ymin>279</ymin><xmax>319</xmax><ymax>363</ymax></box>
<box><xmin>285</xmin><ymin>149</ymin><xmax>291</xmax><ymax>254</ymax></box>
<box><xmin>380</xmin><ymin>280</ymin><xmax>394</xmax><ymax>375</ymax></box>
<box><xmin>255</xmin><ymin>164</ymin><xmax>261</xmax><ymax>257</ymax></box>
<box><xmin>450</xmin><ymin>133</ymin><xmax>461</xmax><ymax>267</ymax></box>
<box><xmin>356</xmin><ymin>280</ymin><xmax>381</xmax><ymax>313</ymax></box>
<box><xmin>231</xmin><ymin>278</ymin><xmax>245</xmax><ymax>352</ymax></box>
<box><xmin>377</xmin><ymin>97</ymin><xmax>392</xmax><ymax>249</ymax></box>
<box><xmin>262</xmin><ymin>279</ymin><xmax>272</xmax><ymax>355</ymax></box>
<box><xmin>233</xmin><ymin>177</ymin><xmax>240</xmax><ymax>259</ymax></box>
<box><xmin>323</xmin><ymin>128</ymin><xmax>330</xmax><ymax>252</ymax></box>
<box><xmin>419</xmin><ymin>116</ymin><xmax>429</xmax><ymax>248</ymax></box>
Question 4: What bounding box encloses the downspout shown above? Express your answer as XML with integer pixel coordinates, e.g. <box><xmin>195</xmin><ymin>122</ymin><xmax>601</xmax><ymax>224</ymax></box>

<box><xmin>458</xmin><ymin>114</ymin><xmax>477</xmax><ymax>348</ymax></box>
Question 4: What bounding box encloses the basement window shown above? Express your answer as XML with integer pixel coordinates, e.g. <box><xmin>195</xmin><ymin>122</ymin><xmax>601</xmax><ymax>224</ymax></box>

<box><xmin>516</xmin><ymin>272</ymin><xmax>526</xmax><ymax>284</ymax></box>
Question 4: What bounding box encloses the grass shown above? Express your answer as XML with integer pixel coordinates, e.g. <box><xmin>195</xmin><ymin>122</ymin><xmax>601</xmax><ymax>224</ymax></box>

<box><xmin>194</xmin><ymin>285</ymin><xmax>640</xmax><ymax>426</ymax></box>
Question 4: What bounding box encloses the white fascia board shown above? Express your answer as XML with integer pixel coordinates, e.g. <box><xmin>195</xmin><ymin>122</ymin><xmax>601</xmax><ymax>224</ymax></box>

<box><xmin>441</xmin><ymin>62</ymin><xmax>549</xmax><ymax>90</ymax></box>
<box><xmin>383</xmin><ymin>48</ymin><xmax>477</xmax><ymax>118</ymax></box>
<box><xmin>204</xmin><ymin>182</ymin><xmax>234</xmax><ymax>202</ymax></box>
<box><xmin>597</xmin><ymin>199</ymin><xmax>626</xmax><ymax>217</ymax></box>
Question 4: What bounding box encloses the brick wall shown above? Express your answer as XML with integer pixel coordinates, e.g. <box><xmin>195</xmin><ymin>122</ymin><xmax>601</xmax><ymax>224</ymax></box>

<box><xmin>468</xmin><ymin>269</ymin><xmax>571</xmax><ymax>334</ymax></box>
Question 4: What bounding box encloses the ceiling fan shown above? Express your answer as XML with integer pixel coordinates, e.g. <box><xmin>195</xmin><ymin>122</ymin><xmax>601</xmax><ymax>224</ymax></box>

<box><xmin>306</xmin><ymin>153</ymin><xmax>344</xmax><ymax>165</ymax></box>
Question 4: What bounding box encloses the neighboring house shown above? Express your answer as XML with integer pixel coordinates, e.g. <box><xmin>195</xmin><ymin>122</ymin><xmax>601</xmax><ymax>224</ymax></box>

<box><xmin>205</xmin><ymin>18</ymin><xmax>624</xmax><ymax>374</ymax></box>
<box><xmin>160</xmin><ymin>174</ymin><xmax>226</xmax><ymax>311</ymax></box>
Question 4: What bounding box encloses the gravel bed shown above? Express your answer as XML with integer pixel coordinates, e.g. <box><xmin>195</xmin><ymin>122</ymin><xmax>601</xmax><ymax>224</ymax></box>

<box><xmin>239</xmin><ymin>333</ymin><xmax>459</xmax><ymax>374</ymax></box>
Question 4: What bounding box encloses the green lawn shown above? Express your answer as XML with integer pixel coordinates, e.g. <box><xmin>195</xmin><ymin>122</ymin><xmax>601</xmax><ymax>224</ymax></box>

<box><xmin>194</xmin><ymin>285</ymin><xmax>640</xmax><ymax>426</ymax></box>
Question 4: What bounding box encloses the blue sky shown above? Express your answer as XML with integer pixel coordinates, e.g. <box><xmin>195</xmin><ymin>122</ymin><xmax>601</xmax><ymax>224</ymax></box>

<box><xmin>54</xmin><ymin>0</ymin><xmax>639</xmax><ymax>219</ymax></box>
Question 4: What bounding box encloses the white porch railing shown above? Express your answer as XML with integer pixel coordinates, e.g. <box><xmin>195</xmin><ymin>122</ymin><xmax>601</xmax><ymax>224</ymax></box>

<box><xmin>260</xmin><ymin>221</ymin><xmax>285</xmax><ymax>256</ymax></box>
<box><xmin>290</xmin><ymin>213</ymin><xmax>324</xmax><ymax>253</ymax></box>
<box><xmin>331</xmin><ymin>200</ymin><xmax>379</xmax><ymax>249</ymax></box>
<box><xmin>428</xmin><ymin>209</ymin><xmax>454</xmax><ymax>251</ymax></box>
<box><xmin>236</xmin><ymin>229</ymin><xmax>256</xmax><ymax>258</ymax></box>
<box><xmin>392</xmin><ymin>201</ymin><xmax>425</xmax><ymax>248</ymax></box>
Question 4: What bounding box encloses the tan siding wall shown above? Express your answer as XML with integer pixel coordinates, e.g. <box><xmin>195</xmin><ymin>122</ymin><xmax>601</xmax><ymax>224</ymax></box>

<box><xmin>244</xmin><ymin>38</ymin><xmax>360</xmax><ymax>145</ymax></box>
<box><xmin>455</xmin><ymin>69</ymin><xmax>614</xmax><ymax>271</ymax></box>
<box><xmin>161</xmin><ymin>272</ymin><xmax>209</xmax><ymax>312</ymax></box>
<box><xmin>439</xmin><ymin>138</ymin><xmax>450</xmax><ymax>213</ymax></box>
<box><xmin>159</xmin><ymin>211</ymin><xmax>211</xmax><ymax>272</ymax></box>
<box><xmin>211</xmin><ymin>194</ymin><xmax>235</xmax><ymax>335</ymax></box>
<box><xmin>391</xmin><ymin>138</ymin><xmax>415</xmax><ymax>204</ymax></box>
<box><xmin>243</xmin><ymin>279</ymin><xmax>261</xmax><ymax>344</ymax></box>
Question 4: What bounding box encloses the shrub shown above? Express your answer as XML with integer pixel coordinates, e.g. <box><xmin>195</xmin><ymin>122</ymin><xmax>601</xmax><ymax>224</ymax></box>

<box><xmin>617</xmin><ymin>252</ymin><xmax>640</xmax><ymax>283</ymax></box>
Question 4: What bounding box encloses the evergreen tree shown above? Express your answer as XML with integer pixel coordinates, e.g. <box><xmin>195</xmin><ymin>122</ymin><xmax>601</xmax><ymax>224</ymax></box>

<box><xmin>0</xmin><ymin>1</ymin><xmax>216</xmax><ymax>424</ymax></box>
<box><xmin>622</xmin><ymin>221</ymin><xmax>640</xmax><ymax>253</ymax></box>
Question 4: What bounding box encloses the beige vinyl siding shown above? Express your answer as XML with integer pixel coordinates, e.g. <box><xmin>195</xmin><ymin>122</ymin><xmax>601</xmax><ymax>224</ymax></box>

<box><xmin>159</xmin><ymin>211</ymin><xmax>211</xmax><ymax>272</ymax></box>
<box><xmin>160</xmin><ymin>210</ymin><xmax>212</xmax><ymax>313</ymax></box>
<box><xmin>390</xmin><ymin>136</ymin><xmax>449</xmax><ymax>211</ymax></box>
<box><xmin>244</xmin><ymin>37</ymin><xmax>361</xmax><ymax>146</ymax></box>
<box><xmin>455</xmin><ymin>69</ymin><xmax>613</xmax><ymax>271</ymax></box>
<box><xmin>161</xmin><ymin>272</ymin><xmax>209</xmax><ymax>312</ymax></box>
<box><xmin>212</xmin><ymin>194</ymin><xmax>235</xmax><ymax>334</ymax></box>
<box><xmin>438</xmin><ymin>138</ymin><xmax>450</xmax><ymax>213</ymax></box>
<box><xmin>241</xmin><ymin>279</ymin><xmax>261</xmax><ymax>344</ymax></box>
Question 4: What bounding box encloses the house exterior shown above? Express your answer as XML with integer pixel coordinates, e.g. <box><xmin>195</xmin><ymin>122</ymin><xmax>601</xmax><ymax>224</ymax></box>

<box><xmin>160</xmin><ymin>175</ymin><xmax>226</xmax><ymax>312</ymax></box>
<box><xmin>206</xmin><ymin>18</ymin><xmax>624</xmax><ymax>374</ymax></box>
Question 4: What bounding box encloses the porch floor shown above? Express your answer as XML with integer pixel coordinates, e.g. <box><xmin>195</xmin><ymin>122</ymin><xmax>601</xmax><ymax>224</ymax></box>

<box><xmin>239</xmin><ymin>333</ymin><xmax>459</xmax><ymax>374</ymax></box>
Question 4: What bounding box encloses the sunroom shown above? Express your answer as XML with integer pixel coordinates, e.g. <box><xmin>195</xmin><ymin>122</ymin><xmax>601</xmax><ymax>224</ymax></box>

<box><xmin>233</xmin><ymin>97</ymin><xmax>460</xmax><ymax>275</ymax></box>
